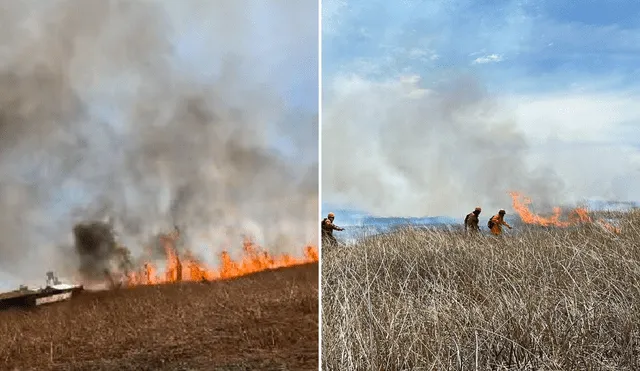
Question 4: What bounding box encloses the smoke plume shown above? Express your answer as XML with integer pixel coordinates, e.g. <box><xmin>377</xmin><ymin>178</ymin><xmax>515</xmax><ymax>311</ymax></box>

<box><xmin>72</xmin><ymin>221</ymin><xmax>132</xmax><ymax>284</ymax></box>
<box><xmin>322</xmin><ymin>74</ymin><xmax>567</xmax><ymax>218</ymax></box>
<box><xmin>0</xmin><ymin>0</ymin><xmax>318</xmax><ymax>285</ymax></box>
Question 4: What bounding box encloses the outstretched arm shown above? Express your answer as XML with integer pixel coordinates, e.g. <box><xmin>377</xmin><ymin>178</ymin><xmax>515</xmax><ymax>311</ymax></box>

<box><xmin>323</xmin><ymin>220</ymin><xmax>344</xmax><ymax>231</ymax></box>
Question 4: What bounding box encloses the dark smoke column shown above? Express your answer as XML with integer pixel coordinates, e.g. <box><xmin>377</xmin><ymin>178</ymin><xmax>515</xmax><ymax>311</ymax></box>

<box><xmin>73</xmin><ymin>221</ymin><xmax>131</xmax><ymax>285</ymax></box>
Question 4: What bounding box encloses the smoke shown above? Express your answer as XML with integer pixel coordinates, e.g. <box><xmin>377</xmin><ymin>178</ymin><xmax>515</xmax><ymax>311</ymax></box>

<box><xmin>0</xmin><ymin>0</ymin><xmax>318</xmax><ymax>283</ymax></box>
<box><xmin>322</xmin><ymin>73</ymin><xmax>567</xmax><ymax>218</ymax></box>
<box><xmin>72</xmin><ymin>221</ymin><xmax>132</xmax><ymax>284</ymax></box>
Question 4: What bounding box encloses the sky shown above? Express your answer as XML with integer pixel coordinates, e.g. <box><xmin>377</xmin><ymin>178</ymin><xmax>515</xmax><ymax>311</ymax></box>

<box><xmin>321</xmin><ymin>0</ymin><xmax>640</xmax><ymax>218</ymax></box>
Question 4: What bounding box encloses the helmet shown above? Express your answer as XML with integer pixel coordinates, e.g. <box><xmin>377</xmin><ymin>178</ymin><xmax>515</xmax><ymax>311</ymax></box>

<box><xmin>328</xmin><ymin>212</ymin><xmax>335</xmax><ymax>218</ymax></box>
<box><xmin>499</xmin><ymin>209</ymin><xmax>506</xmax><ymax>215</ymax></box>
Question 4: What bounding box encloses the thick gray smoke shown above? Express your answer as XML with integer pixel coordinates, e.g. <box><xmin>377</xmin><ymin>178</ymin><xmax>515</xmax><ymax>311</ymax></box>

<box><xmin>0</xmin><ymin>0</ymin><xmax>318</xmax><ymax>287</ymax></box>
<box><xmin>322</xmin><ymin>74</ymin><xmax>567</xmax><ymax>218</ymax></box>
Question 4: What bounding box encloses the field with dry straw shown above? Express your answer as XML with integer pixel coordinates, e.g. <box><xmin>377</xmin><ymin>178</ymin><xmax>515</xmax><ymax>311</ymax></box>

<box><xmin>321</xmin><ymin>210</ymin><xmax>640</xmax><ymax>370</ymax></box>
<box><xmin>1</xmin><ymin>263</ymin><xmax>318</xmax><ymax>371</ymax></box>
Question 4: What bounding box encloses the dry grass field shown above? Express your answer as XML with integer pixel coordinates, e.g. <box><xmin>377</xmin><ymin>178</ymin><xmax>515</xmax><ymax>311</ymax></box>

<box><xmin>321</xmin><ymin>211</ymin><xmax>640</xmax><ymax>370</ymax></box>
<box><xmin>0</xmin><ymin>263</ymin><xmax>318</xmax><ymax>371</ymax></box>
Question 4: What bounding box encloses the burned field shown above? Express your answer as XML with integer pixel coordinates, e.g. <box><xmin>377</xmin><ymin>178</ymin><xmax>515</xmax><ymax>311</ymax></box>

<box><xmin>0</xmin><ymin>262</ymin><xmax>318</xmax><ymax>371</ymax></box>
<box><xmin>322</xmin><ymin>206</ymin><xmax>640</xmax><ymax>370</ymax></box>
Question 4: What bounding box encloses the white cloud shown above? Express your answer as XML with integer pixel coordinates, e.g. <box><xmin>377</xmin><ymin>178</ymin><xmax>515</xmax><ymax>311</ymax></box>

<box><xmin>406</xmin><ymin>47</ymin><xmax>439</xmax><ymax>60</ymax></box>
<box><xmin>408</xmin><ymin>48</ymin><xmax>428</xmax><ymax>57</ymax></box>
<box><xmin>398</xmin><ymin>74</ymin><xmax>430</xmax><ymax>98</ymax></box>
<box><xmin>504</xmin><ymin>92</ymin><xmax>640</xmax><ymax>144</ymax></box>
<box><xmin>472</xmin><ymin>53</ymin><xmax>504</xmax><ymax>64</ymax></box>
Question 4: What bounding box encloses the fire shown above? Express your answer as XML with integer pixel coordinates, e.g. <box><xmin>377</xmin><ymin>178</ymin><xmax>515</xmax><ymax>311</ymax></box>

<box><xmin>124</xmin><ymin>230</ymin><xmax>318</xmax><ymax>286</ymax></box>
<box><xmin>509</xmin><ymin>191</ymin><xmax>620</xmax><ymax>233</ymax></box>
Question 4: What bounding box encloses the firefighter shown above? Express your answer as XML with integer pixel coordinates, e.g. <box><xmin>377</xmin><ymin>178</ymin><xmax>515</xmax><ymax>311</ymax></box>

<box><xmin>488</xmin><ymin>209</ymin><xmax>512</xmax><ymax>235</ymax></box>
<box><xmin>464</xmin><ymin>207</ymin><xmax>482</xmax><ymax>233</ymax></box>
<box><xmin>322</xmin><ymin>212</ymin><xmax>344</xmax><ymax>246</ymax></box>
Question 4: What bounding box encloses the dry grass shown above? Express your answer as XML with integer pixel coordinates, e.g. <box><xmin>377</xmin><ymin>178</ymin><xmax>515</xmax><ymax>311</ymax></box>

<box><xmin>321</xmin><ymin>211</ymin><xmax>640</xmax><ymax>370</ymax></box>
<box><xmin>0</xmin><ymin>263</ymin><xmax>318</xmax><ymax>371</ymax></box>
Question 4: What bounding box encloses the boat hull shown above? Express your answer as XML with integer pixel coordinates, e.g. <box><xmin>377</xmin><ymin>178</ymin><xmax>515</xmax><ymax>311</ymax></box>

<box><xmin>0</xmin><ymin>286</ymin><xmax>83</xmax><ymax>310</ymax></box>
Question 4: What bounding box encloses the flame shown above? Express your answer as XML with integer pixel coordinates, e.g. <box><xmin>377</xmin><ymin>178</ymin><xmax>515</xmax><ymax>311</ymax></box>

<box><xmin>124</xmin><ymin>231</ymin><xmax>318</xmax><ymax>286</ymax></box>
<box><xmin>509</xmin><ymin>191</ymin><xmax>620</xmax><ymax>233</ymax></box>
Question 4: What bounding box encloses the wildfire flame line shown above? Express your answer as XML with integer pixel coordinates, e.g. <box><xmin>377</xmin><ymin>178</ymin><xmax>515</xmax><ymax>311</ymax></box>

<box><xmin>509</xmin><ymin>191</ymin><xmax>621</xmax><ymax>233</ymax></box>
<box><xmin>124</xmin><ymin>233</ymin><xmax>318</xmax><ymax>287</ymax></box>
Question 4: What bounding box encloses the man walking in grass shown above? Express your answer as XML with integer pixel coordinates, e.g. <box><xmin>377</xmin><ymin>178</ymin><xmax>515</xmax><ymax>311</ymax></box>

<box><xmin>322</xmin><ymin>212</ymin><xmax>344</xmax><ymax>246</ymax></box>
<box><xmin>488</xmin><ymin>209</ymin><xmax>512</xmax><ymax>235</ymax></box>
<box><xmin>464</xmin><ymin>207</ymin><xmax>482</xmax><ymax>234</ymax></box>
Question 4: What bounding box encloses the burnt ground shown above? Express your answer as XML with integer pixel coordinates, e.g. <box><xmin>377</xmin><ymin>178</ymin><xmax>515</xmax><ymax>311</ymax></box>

<box><xmin>0</xmin><ymin>263</ymin><xmax>318</xmax><ymax>371</ymax></box>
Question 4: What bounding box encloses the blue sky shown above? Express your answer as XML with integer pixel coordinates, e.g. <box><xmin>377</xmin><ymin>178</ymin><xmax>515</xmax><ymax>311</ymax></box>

<box><xmin>322</xmin><ymin>0</ymin><xmax>640</xmax><ymax>217</ymax></box>
<box><xmin>323</xmin><ymin>0</ymin><xmax>640</xmax><ymax>92</ymax></box>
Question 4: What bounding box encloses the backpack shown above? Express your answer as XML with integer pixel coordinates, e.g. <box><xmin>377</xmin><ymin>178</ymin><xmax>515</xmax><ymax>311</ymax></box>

<box><xmin>487</xmin><ymin>217</ymin><xmax>495</xmax><ymax>229</ymax></box>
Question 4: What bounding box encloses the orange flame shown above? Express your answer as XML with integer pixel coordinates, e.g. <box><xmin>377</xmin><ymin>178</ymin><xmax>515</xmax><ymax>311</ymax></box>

<box><xmin>509</xmin><ymin>191</ymin><xmax>620</xmax><ymax>233</ymax></box>
<box><xmin>124</xmin><ymin>231</ymin><xmax>318</xmax><ymax>286</ymax></box>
